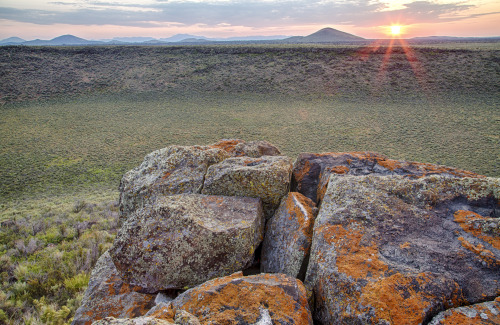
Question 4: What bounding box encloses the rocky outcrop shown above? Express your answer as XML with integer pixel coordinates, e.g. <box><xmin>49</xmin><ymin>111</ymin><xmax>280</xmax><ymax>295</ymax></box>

<box><xmin>72</xmin><ymin>252</ymin><xmax>156</xmax><ymax>325</ymax></box>
<box><xmin>168</xmin><ymin>272</ymin><xmax>312</xmax><ymax>324</ymax></box>
<box><xmin>261</xmin><ymin>192</ymin><xmax>317</xmax><ymax>280</ymax></box>
<box><xmin>428</xmin><ymin>297</ymin><xmax>500</xmax><ymax>324</ymax></box>
<box><xmin>202</xmin><ymin>155</ymin><xmax>293</xmax><ymax>219</ymax></box>
<box><xmin>119</xmin><ymin>139</ymin><xmax>282</xmax><ymax>221</ymax></box>
<box><xmin>76</xmin><ymin>140</ymin><xmax>499</xmax><ymax>325</ymax></box>
<box><xmin>305</xmin><ymin>175</ymin><xmax>499</xmax><ymax>324</ymax></box>
<box><xmin>110</xmin><ymin>194</ymin><xmax>264</xmax><ymax>291</ymax></box>
<box><xmin>291</xmin><ymin>151</ymin><xmax>484</xmax><ymax>203</ymax></box>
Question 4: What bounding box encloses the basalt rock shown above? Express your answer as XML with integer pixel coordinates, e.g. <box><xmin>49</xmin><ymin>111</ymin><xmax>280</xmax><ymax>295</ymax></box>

<box><xmin>119</xmin><ymin>139</ymin><xmax>282</xmax><ymax>221</ymax></box>
<box><xmin>110</xmin><ymin>194</ymin><xmax>264</xmax><ymax>291</ymax></box>
<box><xmin>261</xmin><ymin>192</ymin><xmax>318</xmax><ymax>280</ymax></box>
<box><xmin>202</xmin><ymin>155</ymin><xmax>293</xmax><ymax>219</ymax></box>
<box><xmin>291</xmin><ymin>151</ymin><xmax>484</xmax><ymax>204</ymax></box>
<box><xmin>164</xmin><ymin>272</ymin><xmax>313</xmax><ymax>325</ymax></box>
<box><xmin>305</xmin><ymin>175</ymin><xmax>499</xmax><ymax>324</ymax></box>
<box><xmin>428</xmin><ymin>297</ymin><xmax>500</xmax><ymax>324</ymax></box>
<box><xmin>72</xmin><ymin>251</ymin><xmax>156</xmax><ymax>325</ymax></box>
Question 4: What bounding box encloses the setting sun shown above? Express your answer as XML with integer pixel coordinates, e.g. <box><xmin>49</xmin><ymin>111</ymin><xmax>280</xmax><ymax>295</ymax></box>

<box><xmin>391</xmin><ymin>25</ymin><xmax>402</xmax><ymax>36</ymax></box>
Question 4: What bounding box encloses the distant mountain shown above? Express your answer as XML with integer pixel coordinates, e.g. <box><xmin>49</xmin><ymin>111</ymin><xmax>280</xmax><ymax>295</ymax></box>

<box><xmin>284</xmin><ymin>27</ymin><xmax>364</xmax><ymax>43</ymax></box>
<box><xmin>22</xmin><ymin>35</ymin><xmax>104</xmax><ymax>46</ymax></box>
<box><xmin>160</xmin><ymin>34</ymin><xmax>208</xmax><ymax>42</ymax></box>
<box><xmin>0</xmin><ymin>37</ymin><xmax>25</xmax><ymax>45</ymax></box>
<box><xmin>112</xmin><ymin>37</ymin><xmax>157</xmax><ymax>43</ymax></box>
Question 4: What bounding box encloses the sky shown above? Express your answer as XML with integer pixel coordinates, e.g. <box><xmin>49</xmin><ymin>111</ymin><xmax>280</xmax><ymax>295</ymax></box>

<box><xmin>0</xmin><ymin>0</ymin><xmax>499</xmax><ymax>40</ymax></box>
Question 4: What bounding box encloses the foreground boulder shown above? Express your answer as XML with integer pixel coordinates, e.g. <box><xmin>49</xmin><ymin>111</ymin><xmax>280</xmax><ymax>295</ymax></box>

<box><xmin>92</xmin><ymin>317</ymin><xmax>174</xmax><ymax>325</ymax></box>
<box><xmin>119</xmin><ymin>145</ymin><xmax>229</xmax><ymax>220</ymax></box>
<box><xmin>305</xmin><ymin>175</ymin><xmax>499</xmax><ymax>324</ymax></box>
<box><xmin>261</xmin><ymin>192</ymin><xmax>318</xmax><ymax>280</ymax></box>
<box><xmin>149</xmin><ymin>272</ymin><xmax>313</xmax><ymax>324</ymax></box>
<box><xmin>110</xmin><ymin>194</ymin><xmax>264</xmax><ymax>291</ymax></box>
<box><xmin>428</xmin><ymin>297</ymin><xmax>500</xmax><ymax>324</ymax></box>
<box><xmin>291</xmin><ymin>151</ymin><xmax>484</xmax><ymax>203</ymax></box>
<box><xmin>202</xmin><ymin>155</ymin><xmax>293</xmax><ymax>218</ymax></box>
<box><xmin>72</xmin><ymin>251</ymin><xmax>156</xmax><ymax>325</ymax></box>
<box><xmin>119</xmin><ymin>139</ymin><xmax>282</xmax><ymax>220</ymax></box>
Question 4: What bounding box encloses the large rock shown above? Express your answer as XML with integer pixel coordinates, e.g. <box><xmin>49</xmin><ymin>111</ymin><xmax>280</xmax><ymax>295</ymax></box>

<box><xmin>119</xmin><ymin>145</ymin><xmax>229</xmax><ymax>219</ymax></box>
<box><xmin>110</xmin><ymin>194</ymin><xmax>264</xmax><ymax>291</ymax></box>
<box><xmin>91</xmin><ymin>317</ymin><xmax>174</xmax><ymax>325</ymax></box>
<box><xmin>305</xmin><ymin>175</ymin><xmax>499</xmax><ymax>324</ymax></box>
<box><xmin>291</xmin><ymin>152</ymin><xmax>484</xmax><ymax>203</ymax></box>
<box><xmin>428</xmin><ymin>297</ymin><xmax>500</xmax><ymax>324</ymax></box>
<box><xmin>72</xmin><ymin>251</ymin><xmax>156</xmax><ymax>325</ymax></box>
<box><xmin>209</xmin><ymin>139</ymin><xmax>282</xmax><ymax>157</ymax></box>
<box><xmin>261</xmin><ymin>192</ymin><xmax>318</xmax><ymax>280</ymax></box>
<box><xmin>164</xmin><ymin>272</ymin><xmax>313</xmax><ymax>324</ymax></box>
<box><xmin>202</xmin><ymin>155</ymin><xmax>293</xmax><ymax>218</ymax></box>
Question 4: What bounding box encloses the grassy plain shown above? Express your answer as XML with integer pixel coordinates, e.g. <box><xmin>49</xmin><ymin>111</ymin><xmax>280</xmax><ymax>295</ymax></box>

<box><xmin>0</xmin><ymin>43</ymin><xmax>499</xmax><ymax>323</ymax></box>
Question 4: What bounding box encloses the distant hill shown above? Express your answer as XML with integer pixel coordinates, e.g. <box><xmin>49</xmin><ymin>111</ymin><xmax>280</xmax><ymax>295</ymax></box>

<box><xmin>160</xmin><ymin>34</ymin><xmax>208</xmax><ymax>42</ymax></box>
<box><xmin>0</xmin><ymin>37</ymin><xmax>25</xmax><ymax>45</ymax></box>
<box><xmin>284</xmin><ymin>27</ymin><xmax>365</xmax><ymax>43</ymax></box>
<box><xmin>22</xmin><ymin>35</ymin><xmax>104</xmax><ymax>46</ymax></box>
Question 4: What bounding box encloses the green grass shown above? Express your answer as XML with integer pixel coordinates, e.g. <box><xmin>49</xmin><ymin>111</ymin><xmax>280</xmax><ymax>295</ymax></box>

<box><xmin>1</xmin><ymin>90</ymin><xmax>498</xmax><ymax>202</ymax></box>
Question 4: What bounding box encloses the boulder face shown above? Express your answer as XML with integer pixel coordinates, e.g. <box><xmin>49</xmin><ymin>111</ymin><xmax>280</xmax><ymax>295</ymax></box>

<box><xmin>202</xmin><ymin>155</ymin><xmax>293</xmax><ymax>219</ymax></box>
<box><xmin>305</xmin><ymin>175</ymin><xmax>499</xmax><ymax>324</ymax></box>
<box><xmin>72</xmin><ymin>251</ymin><xmax>156</xmax><ymax>325</ymax></box>
<box><xmin>110</xmin><ymin>194</ymin><xmax>264</xmax><ymax>291</ymax></box>
<box><xmin>91</xmin><ymin>317</ymin><xmax>174</xmax><ymax>325</ymax></box>
<box><xmin>261</xmin><ymin>192</ymin><xmax>318</xmax><ymax>280</ymax></box>
<box><xmin>119</xmin><ymin>139</ymin><xmax>282</xmax><ymax>221</ymax></box>
<box><xmin>428</xmin><ymin>297</ymin><xmax>500</xmax><ymax>325</ymax></box>
<box><xmin>118</xmin><ymin>145</ymin><xmax>229</xmax><ymax>220</ymax></box>
<box><xmin>169</xmin><ymin>272</ymin><xmax>313</xmax><ymax>325</ymax></box>
<box><xmin>291</xmin><ymin>151</ymin><xmax>484</xmax><ymax>203</ymax></box>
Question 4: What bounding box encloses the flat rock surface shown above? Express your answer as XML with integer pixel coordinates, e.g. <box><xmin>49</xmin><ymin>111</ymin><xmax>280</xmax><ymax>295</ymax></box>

<box><xmin>261</xmin><ymin>192</ymin><xmax>317</xmax><ymax>280</ymax></box>
<box><xmin>291</xmin><ymin>152</ymin><xmax>484</xmax><ymax>203</ymax></box>
<box><xmin>429</xmin><ymin>297</ymin><xmax>500</xmax><ymax>324</ymax></box>
<box><xmin>209</xmin><ymin>139</ymin><xmax>281</xmax><ymax>158</ymax></box>
<box><xmin>110</xmin><ymin>194</ymin><xmax>264</xmax><ymax>291</ymax></box>
<box><xmin>202</xmin><ymin>155</ymin><xmax>293</xmax><ymax>219</ymax></box>
<box><xmin>168</xmin><ymin>272</ymin><xmax>313</xmax><ymax>325</ymax></box>
<box><xmin>72</xmin><ymin>251</ymin><xmax>156</xmax><ymax>325</ymax></box>
<box><xmin>305</xmin><ymin>175</ymin><xmax>499</xmax><ymax>324</ymax></box>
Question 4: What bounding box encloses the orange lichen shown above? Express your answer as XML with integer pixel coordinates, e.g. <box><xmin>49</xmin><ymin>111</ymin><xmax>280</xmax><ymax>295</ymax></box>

<box><xmin>454</xmin><ymin>210</ymin><xmax>500</xmax><ymax>250</ymax></box>
<box><xmin>147</xmin><ymin>304</ymin><xmax>176</xmax><ymax>322</ymax></box>
<box><xmin>161</xmin><ymin>171</ymin><xmax>172</xmax><ymax>179</ymax></box>
<box><xmin>434</xmin><ymin>300</ymin><xmax>500</xmax><ymax>324</ymax></box>
<box><xmin>458</xmin><ymin>236</ymin><xmax>499</xmax><ymax>267</ymax></box>
<box><xmin>209</xmin><ymin>139</ymin><xmax>244</xmax><ymax>155</ymax></box>
<box><xmin>360</xmin><ymin>273</ymin><xmax>451</xmax><ymax>324</ymax></box>
<box><xmin>283</xmin><ymin>192</ymin><xmax>316</xmax><ymax>253</ymax></box>
<box><xmin>318</xmin><ymin>224</ymin><xmax>388</xmax><ymax>279</ymax></box>
<box><xmin>400</xmin><ymin>242</ymin><xmax>411</xmax><ymax>249</ymax></box>
<box><xmin>328</xmin><ymin>166</ymin><xmax>350</xmax><ymax>174</ymax></box>
<box><xmin>293</xmin><ymin>160</ymin><xmax>312</xmax><ymax>184</ymax></box>
<box><xmin>175</xmin><ymin>273</ymin><xmax>311</xmax><ymax>324</ymax></box>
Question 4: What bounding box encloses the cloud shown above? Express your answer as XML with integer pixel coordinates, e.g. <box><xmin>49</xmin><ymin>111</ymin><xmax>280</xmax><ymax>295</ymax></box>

<box><xmin>0</xmin><ymin>0</ymin><xmax>495</xmax><ymax>29</ymax></box>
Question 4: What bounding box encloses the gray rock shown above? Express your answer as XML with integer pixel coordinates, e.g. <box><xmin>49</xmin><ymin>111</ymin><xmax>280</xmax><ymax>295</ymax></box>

<box><xmin>202</xmin><ymin>155</ymin><xmax>293</xmax><ymax>219</ymax></box>
<box><xmin>91</xmin><ymin>317</ymin><xmax>174</xmax><ymax>325</ymax></box>
<box><xmin>261</xmin><ymin>192</ymin><xmax>318</xmax><ymax>280</ymax></box>
<box><xmin>119</xmin><ymin>145</ymin><xmax>230</xmax><ymax>221</ymax></box>
<box><xmin>428</xmin><ymin>297</ymin><xmax>500</xmax><ymax>324</ymax></box>
<box><xmin>110</xmin><ymin>194</ymin><xmax>264</xmax><ymax>291</ymax></box>
<box><xmin>291</xmin><ymin>152</ymin><xmax>484</xmax><ymax>204</ymax></box>
<box><xmin>72</xmin><ymin>251</ymin><xmax>156</xmax><ymax>325</ymax></box>
<box><xmin>209</xmin><ymin>139</ymin><xmax>282</xmax><ymax>157</ymax></box>
<box><xmin>305</xmin><ymin>175</ymin><xmax>499</xmax><ymax>325</ymax></box>
<box><xmin>169</xmin><ymin>272</ymin><xmax>313</xmax><ymax>324</ymax></box>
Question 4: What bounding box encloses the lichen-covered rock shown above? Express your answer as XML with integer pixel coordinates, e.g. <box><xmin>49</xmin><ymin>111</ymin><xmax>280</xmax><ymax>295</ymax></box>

<box><xmin>91</xmin><ymin>317</ymin><xmax>174</xmax><ymax>325</ymax></box>
<box><xmin>119</xmin><ymin>145</ymin><xmax>230</xmax><ymax>220</ymax></box>
<box><xmin>209</xmin><ymin>139</ymin><xmax>282</xmax><ymax>157</ymax></box>
<box><xmin>110</xmin><ymin>194</ymin><xmax>264</xmax><ymax>291</ymax></box>
<box><xmin>428</xmin><ymin>297</ymin><xmax>500</xmax><ymax>324</ymax></box>
<box><xmin>167</xmin><ymin>272</ymin><xmax>313</xmax><ymax>324</ymax></box>
<box><xmin>72</xmin><ymin>251</ymin><xmax>156</xmax><ymax>325</ymax></box>
<box><xmin>291</xmin><ymin>151</ymin><xmax>484</xmax><ymax>203</ymax></box>
<box><xmin>305</xmin><ymin>175</ymin><xmax>499</xmax><ymax>324</ymax></box>
<box><xmin>261</xmin><ymin>192</ymin><xmax>318</xmax><ymax>280</ymax></box>
<box><xmin>202</xmin><ymin>156</ymin><xmax>293</xmax><ymax>219</ymax></box>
